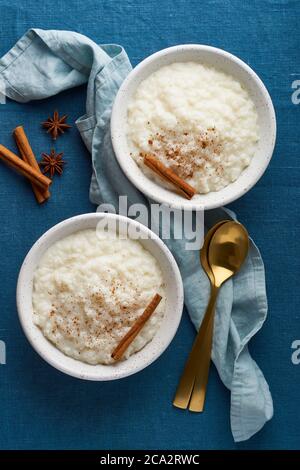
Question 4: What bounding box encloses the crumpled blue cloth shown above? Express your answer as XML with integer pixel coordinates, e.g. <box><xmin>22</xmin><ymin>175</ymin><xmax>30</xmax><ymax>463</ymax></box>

<box><xmin>0</xmin><ymin>29</ymin><xmax>273</xmax><ymax>442</ymax></box>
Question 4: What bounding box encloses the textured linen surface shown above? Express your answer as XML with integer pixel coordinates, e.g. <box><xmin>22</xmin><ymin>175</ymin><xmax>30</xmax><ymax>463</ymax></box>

<box><xmin>0</xmin><ymin>28</ymin><xmax>273</xmax><ymax>442</ymax></box>
<box><xmin>0</xmin><ymin>0</ymin><xmax>298</xmax><ymax>451</ymax></box>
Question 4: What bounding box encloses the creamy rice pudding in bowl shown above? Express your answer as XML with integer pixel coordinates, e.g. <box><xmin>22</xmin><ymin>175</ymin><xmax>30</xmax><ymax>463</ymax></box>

<box><xmin>111</xmin><ymin>45</ymin><xmax>276</xmax><ymax>210</ymax></box>
<box><xmin>17</xmin><ymin>213</ymin><xmax>183</xmax><ymax>380</ymax></box>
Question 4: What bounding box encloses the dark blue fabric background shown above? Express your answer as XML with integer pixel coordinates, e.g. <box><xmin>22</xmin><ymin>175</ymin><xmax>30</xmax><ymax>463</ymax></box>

<box><xmin>0</xmin><ymin>0</ymin><xmax>299</xmax><ymax>450</ymax></box>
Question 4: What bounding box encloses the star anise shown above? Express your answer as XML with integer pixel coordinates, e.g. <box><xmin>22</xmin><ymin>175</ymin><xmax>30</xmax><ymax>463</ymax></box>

<box><xmin>40</xmin><ymin>149</ymin><xmax>66</xmax><ymax>178</ymax></box>
<box><xmin>42</xmin><ymin>110</ymin><xmax>72</xmax><ymax>140</ymax></box>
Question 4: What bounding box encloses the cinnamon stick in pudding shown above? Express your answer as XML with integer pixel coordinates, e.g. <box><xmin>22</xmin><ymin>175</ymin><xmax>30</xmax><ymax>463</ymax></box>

<box><xmin>111</xmin><ymin>293</ymin><xmax>162</xmax><ymax>361</ymax></box>
<box><xmin>143</xmin><ymin>154</ymin><xmax>196</xmax><ymax>200</ymax></box>
<box><xmin>13</xmin><ymin>126</ymin><xmax>50</xmax><ymax>204</ymax></box>
<box><xmin>0</xmin><ymin>144</ymin><xmax>51</xmax><ymax>190</ymax></box>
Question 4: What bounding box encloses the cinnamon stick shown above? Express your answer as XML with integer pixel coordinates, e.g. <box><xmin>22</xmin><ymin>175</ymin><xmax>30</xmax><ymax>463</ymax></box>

<box><xmin>0</xmin><ymin>144</ymin><xmax>51</xmax><ymax>190</ymax></box>
<box><xmin>111</xmin><ymin>293</ymin><xmax>162</xmax><ymax>361</ymax></box>
<box><xmin>13</xmin><ymin>126</ymin><xmax>50</xmax><ymax>204</ymax></box>
<box><xmin>143</xmin><ymin>154</ymin><xmax>196</xmax><ymax>200</ymax></box>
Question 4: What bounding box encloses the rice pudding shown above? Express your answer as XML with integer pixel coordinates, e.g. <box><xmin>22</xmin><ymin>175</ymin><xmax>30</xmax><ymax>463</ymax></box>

<box><xmin>32</xmin><ymin>229</ymin><xmax>166</xmax><ymax>365</ymax></box>
<box><xmin>127</xmin><ymin>62</ymin><xmax>259</xmax><ymax>194</ymax></box>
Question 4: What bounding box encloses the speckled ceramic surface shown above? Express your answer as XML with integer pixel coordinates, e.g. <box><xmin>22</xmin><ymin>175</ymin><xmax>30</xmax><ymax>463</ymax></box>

<box><xmin>16</xmin><ymin>213</ymin><xmax>184</xmax><ymax>381</ymax></box>
<box><xmin>111</xmin><ymin>45</ymin><xmax>276</xmax><ymax>210</ymax></box>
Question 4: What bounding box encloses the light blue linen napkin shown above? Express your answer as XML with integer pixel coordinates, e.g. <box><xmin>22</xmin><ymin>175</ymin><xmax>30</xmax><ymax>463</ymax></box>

<box><xmin>0</xmin><ymin>29</ymin><xmax>273</xmax><ymax>442</ymax></box>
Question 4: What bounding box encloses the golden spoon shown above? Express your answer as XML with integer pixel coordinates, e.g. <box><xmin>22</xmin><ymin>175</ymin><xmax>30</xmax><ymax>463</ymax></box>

<box><xmin>189</xmin><ymin>220</ymin><xmax>234</xmax><ymax>411</ymax></box>
<box><xmin>188</xmin><ymin>221</ymin><xmax>229</xmax><ymax>411</ymax></box>
<box><xmin>173</xmin><ymin>220</ymin><xmax>229</xmax><ymax>410</ymax></box>
<box><xmin>173</xmin><ymin>221</ymin><xmax>249</xmax><ymax>411</ymax></box>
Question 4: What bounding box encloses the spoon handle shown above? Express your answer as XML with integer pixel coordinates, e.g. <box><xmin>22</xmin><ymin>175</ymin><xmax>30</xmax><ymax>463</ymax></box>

<box><xmin>173</xmin><ymin>286</ymin><xmax>218</xmax><ymax>410</ymax></box>
<box><xmin>188</xmin><ymin>312</ymin><xmax>214</xmax><ymax>412</ymax></box>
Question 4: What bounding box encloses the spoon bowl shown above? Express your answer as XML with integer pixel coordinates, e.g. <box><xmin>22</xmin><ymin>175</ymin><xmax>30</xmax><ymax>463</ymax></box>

<box><xmin>200</xmin><ymin>220</ymin><xmax>229</xmax><ymax>284</ymax></box>
<box><xmin>208</xmin><ymin>221</ymin><xmax>249</xmax><ymax>287</ymax></box>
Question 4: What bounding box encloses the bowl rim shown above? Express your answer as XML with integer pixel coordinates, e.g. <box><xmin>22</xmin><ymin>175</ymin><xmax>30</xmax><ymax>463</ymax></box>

<box><xmin>111</xmin><ymin>44</ymin><xmax>277</xmax><ymax>210</ymax></box>
<box><xmin>16</xmin><ymin>213</ymin><xmax>184</xmax><ymax>381</ymax></box>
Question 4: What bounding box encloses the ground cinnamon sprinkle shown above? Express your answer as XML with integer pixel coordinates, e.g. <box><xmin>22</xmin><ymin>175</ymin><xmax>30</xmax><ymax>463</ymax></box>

<box><xmin>141</xmin><ymin>127</ymin><xmax>223</xmax><ymax>180</ymax></box>
<box><xmin>47</xmin><ymin>279</ymin><xmax>147</xmax><ymax>343</ymax></box>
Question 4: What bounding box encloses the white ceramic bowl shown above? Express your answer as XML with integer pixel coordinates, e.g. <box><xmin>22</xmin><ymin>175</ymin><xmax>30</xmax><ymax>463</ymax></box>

<box><xmin>16</xmin><ymin>213</ymin><xmax>184</xmax><ymax>381</ymax></box>
<box><xmin>111</xmin><ymin>45</ymin><xmax>276</xmax><ymax>210</ymax></box>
